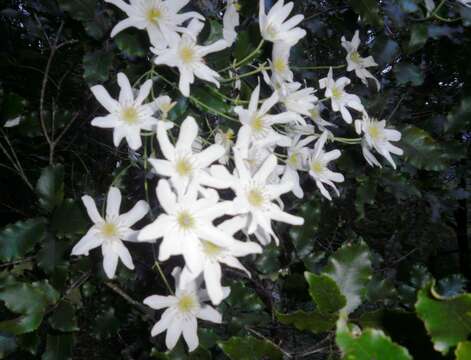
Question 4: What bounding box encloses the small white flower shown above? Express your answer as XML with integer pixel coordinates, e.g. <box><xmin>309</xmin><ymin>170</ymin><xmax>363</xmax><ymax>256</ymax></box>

<box><xmin>143</xmin><ymin>267</ymin><xmax>228</xmax><ymax>352</ymax></box>
<box><xmin>319</xmin><ymin>67</ymin><xmax>365</xmax><ymax>124</ymax></box>
<box><xmin>458</xmin><ymin>0</ymin><xmax>471</xmax><ymax>8</ymax></box>
<box><xmin>105</xmin><ymin>0</ymin><xmax>203</xmax><ymax>49</ymax></box>
<box><xmin>149</xmin><ymin>116</ymin><xmax>225</xmax><ymax>194</ymax></box>
<box><xmin>341</xmin><ymin>31</ymin><xmax>380</xmax><ymax>90</ymax></box>
<box><xmin>71</xmin><ymin>187</ymin><xmax>149</xmax><ymax>279</ymax></box>
<box><xmin>151</xmin><ymin>95</ymin><xmax>177</xmax><ymax>120</ymax></box>
<box><xmin>180</xmin><ymin>216</ymin><xmax>262</xmax><ymax>305</ymax></box>
<box><xmin>214</xmin><ymin>128</ymin><xmax>235</xmax><ymax>165</ymax></box>
<box><xmin>355</xmin><ymin>116</ymin><xmax>403</xmax><ymax>169</ymax></box>
<box><xmin>259</xmin><ymin>0</ymin><xmax>306</xmax><ymax>45</ymax></box>
<box><xmin>235</xmin><ymin>84</ymin><xmax>303</xmax><ymax>148</ymax></box>
<box><xmin>138</xmin><ymin>179</ymin><xmax>235</xmax><ymax>275</ymax></box>
<box><xmin>270</xmin><ymin>42</ymin><xmax>293</xmax><ymax>87</ymax></box>
<box><xmin>223</xmin><ymin>1</ymin><xmax>240</xmax><ymax>46</ymax></box>
<box><xmin>90</xmin><ymin>73</ymin><xmax>164</xmax><ymax>150</ymax></box>
<box><xmin>279</xmin><ymin>82</ymin><xmax>317</xmax><ymax>117</ymax></box>
<box><xmin>211</xmin><ymin>150</ymin><xmax>304</xmax><ymax>245</ymax></box>
<box><xmin>152</xmin><ymin>19</ymin><xmax>228</xmax><ymax>97</ymax></box>
<box><xmin>308</xmin><ymin>132</ymin><xmax>344</xmax><ymax>200</ymax></box>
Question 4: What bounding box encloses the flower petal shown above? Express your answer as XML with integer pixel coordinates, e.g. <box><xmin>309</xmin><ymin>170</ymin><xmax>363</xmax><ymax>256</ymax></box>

<box><xmin>182</xmin><ymin>317</ymin><xmax>199</xmax><ymax>352</ymax></box>
<box><xmin>143</xmin><ymin>295</ymin><xmax>177</xmax><ymax>310</ymax></box>
<box><xmin>82</xmin><ymin>195</ymin><xmax>103</xmax><ymax>223</ymax></box>
<box><xmin>106</xmin><ymin>186</ymin><xmax>121</xmax><ymax>220</ymax></box>
<box><xmin>119</xmin><ymin>200</ymin><xmax>149</xmax><ymax>227</ymax></box>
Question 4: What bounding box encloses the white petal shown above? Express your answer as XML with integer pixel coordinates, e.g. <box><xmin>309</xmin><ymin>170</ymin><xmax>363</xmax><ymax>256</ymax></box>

<box><xmin>102</xmin><ymin>248</ymin><xmax>119</xmax><ymax>279</ymax></box>
<box><xmin>195</xmin><ymin>145</ymin><xmax>225</xmax><ymax>168</ymax></box>
<box><xmin>182</xmin><ymin>317</ymin><xmax>199</xmax><ymax>352</ymax></box>
<box><xmin>197</xmin><ymin>306</ymin><xmax>222</xmax><ymax>323</ymax></box>
<box><xmin>143</xmin><ymin>295</ymin><xmax>177</xmax><ymax>310</ymax></box>
<box><xmin>176</xmin><ymin>116</ymin><xmax>198</xmax><ymax>152</ymax></box>
<box><xmin>91</xmin><ymin>115</ymin><xmax>119</xmax><ymax>128</ymax></box>
<box><xmin>156</xmin><ymin>179</ymin><xmax>177</xmax><ymax>214</ymax></box>
<box><xmin>254</xmin><ymin>154</ymin><xmax>278</xmax><ymax>183</ymax></box>
<box><xmin>90</xmin><ymin>85</ymin><xmax>119</xmax><ymax>113</ymax></box>
<box><xmin>71</xmin><ymin>230</ymin><xmax>102</xmax><ymax>256</ymax></box>
<box><xmin>82</xmin><ymin>195</ymin><xmax>103</xmax><ymax>223</ymax></box>
<box><xmin>135</xmin><ymin>79</ymin><xmax>153</xmax><ymax>105</ymax></box>
<box><xmin>204</xmin><ymin>262</ymin><xmax>224</xmax><ymax>305</ymax></box>
<box><xmin>125</xmin><ymin>130</ymin><xmax>143</xmax><ymax>150</ymax></box>
<box><xmin>165</xmin><ymin>319</ymin><xmax>183</xmax><ymax>350</ymax></box>
<box><xmin>150</xmin><ymin>307</ymin><xmax>175</xmax><ymax>336</ymax></box>
<box><xmin>138</xmin><ymin>214</ymin><xmax>172</xmax><ymax>241</ymax></box>
<box><xmin>119</xmin><ymin>200</ymin><xmax>149</xmax><ymax>227</ymax></box>
<box><xmin>117</xmin><ymin>73</ymin><xmax>134</xmax><ymax>104</ymax></box>
<box><xmin>113</xmin><ymin>241</ymin><xmax>134</xmax><ymax>270</ymax></box>
<box><xmin>106</xmin><ymin>186</ymin><xmax>121</xmax><ymax>219</ymax></box>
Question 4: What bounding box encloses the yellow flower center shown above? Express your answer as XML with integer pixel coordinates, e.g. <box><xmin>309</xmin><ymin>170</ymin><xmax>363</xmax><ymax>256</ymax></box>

<box><xmin>224</xmin><ymin>129</ymin><xmax>235</xmax><ymax>141</ymax></box>
<box><xmin>310</xmin><ymin>109</ymin><xmax>319</xmax><ymax>119</ymax></box>
<box><xmin>266</xmin><ymin>24</ymin><xmax>278</xmax><ymax>38</ymax></box>
<box><xmin>350</xmin><ymin>51</ymin><xmax>361</xmax><ymax>63</ymax></box>
<box><xmin>121</xmin><ymin>107</ymin><xmax>138</xmax><ymax>124</ymax></box>
<box><xmin>331</xmin><ymin>87</ymin><xmax>343</xmax><ymax>100</ymax></box>
<box><xmin>250</xmin><ymin>116</ymin><xmax>265</xmax><ymax>133</ymax></box>
<box><xmin>311</xmin><ymin>161</ymin><xmax>324</xmax><ymax>174</ymax></box>
<box><xmin>288</xmin><ymin>153</ymin><xmax>299</xmax><ymax>167</ymax></box>
<box><xmin>273</xmin><ymin>58</ymin><xmax>287</xmax><ymax>74</ymax></box>
<box><xmin>175</xmin><ymin>158</ymin><xmax>192</xmax><ymax>176</ymax></box>
<box><xmin>177</xmin><ymin>211</ymin><xmax>195</xmax><ymax>230</ymax></box>
<box><xmin>248</xmin><ymin>189</ymin><xmax>265</xmax><ymax>207</ymax></box>
<box><xmin>146</xmin><ymin>7</ymin><xmax>162</xmax><ymax>24</ymax></box>
<box><xmin>101</xmin><ymin>222</ymin><xmax>118</xmax><ymax>238</ymax></box>
<box><xmin>368</xmin><ymin>125</ymin><xmax>382</xmax><ymax>140</ymax></box>
<box><xmin>177</xmin><ymin>294</ymin><xmax>195</xmax><ymax>313</ymax></box>
<box><xmin>202</xmin><ymin>240</ymin><xmax>222</xmax><ymax>256</ymax></box>
<box><xmin>234</xmin><ymin>2</ymin><xmax>241</xmax><ymax>11</ymax></box>
<box><xmin>180</xmin><ymin>46</ymin><xmax>195</xmax><ymax>64</ymax></box>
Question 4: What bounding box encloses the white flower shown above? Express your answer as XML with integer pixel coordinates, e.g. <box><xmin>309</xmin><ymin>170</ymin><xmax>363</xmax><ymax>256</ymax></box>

<box><xmin>355</xmin><ymin>116</ymin><xmax>403</xmax><ymax>169</ymax></box>
<box><xmin>270</xmin><ymin>42</ymin><xmax>293</xmax><ymax>87</ymax></box>
<box><xmin>105</xmin><ymin>0</ymin><xmax>203</xmax><ymax>49</ymax></box>
<box><xmin>279</xmin><ymin>82</ymin><xmax>317</xmax><ymax>117</ymax></box>
<box><xmin>143</xmin><ymin>268</ymin><xmax>228</xmax><ymax>352</ymax></box>
<box><xmin>341</xmin><ymin>31</ymin><xmax>380</xmax><ymax>90</ymax></box>
<box><xmin>151</xmin><ymin>95</ymin><xmax>177</xmax><ymax>120</ymax></box>
<box><xmin>90</xmin><ymin>73</ymin><xmax>165</xmax><ymax>150</ymax></box>
<box><xmin>149</xmin><ymin>116</ymin><xmax>225</xmax><ymax>194</ymax></box>
<box><xmin>259</xmin><ymin>0</ymin><xmax>306</xmax><ymax>45</ymax></box>
<box><xmin>138</xmin><ymin>179</ymin><xmax>235</xmax><ymax>274</ymax></box>
<box><xmin>309</xmin><ymin>102</ymin><xmax>336</xmax><ymax>132</ymax></box>
<box><xmin>211</xmin><ymin>150</ymin><xmax>304</xmax><ymax>245</ymax></box>
<box><xmin>152</xmin><ymin>19</ymin><xmax>228</xmax><ymax>97</ymax></box>
<box><xmin>214</xmin><ymin>128</ymin><xmax>235</xmax><ymax>165</ymax></box>
<box><xmin>234</xmin><ymin>84</ymin><xmax>303</xmax><ymax>148</ymax></box>
<box><xmin>459</xmin><ymin>0</ymin><xmax>471</xmax><ymax>8</ymax></box>
<box><xmin>223</xmin><ymin>1</ymin><xmax>240</xmax><ymax>46</ymax></box>
<box><xmin>319</xmin><ymin>67</ymin><xmax>365</xmax><ymax>124</ymax></box>
<box><xmin>308</xmin><ymin>132</ymin><xmax>344</xmax><ymax>200</ymax></box>
<box><xmin>180</xmin><ymin>216</ymin><xmax>262</xmax><ymax>305</ymax></box>
<box><xmin>71</xmin><ymin>187</ymin><xmax>149</xmax><ymax>278</ymax></box>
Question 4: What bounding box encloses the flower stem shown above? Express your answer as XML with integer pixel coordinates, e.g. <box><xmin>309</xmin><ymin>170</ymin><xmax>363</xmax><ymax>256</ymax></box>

<box><xmin>219</xmin><ymin>39</ymin><xmax>265</xmax><ymax>72</ymax></box>
<box><xmin>292</xmin><ymin>64</ymin><xmax>346</xmax><ymax>71</ymax></box>
<box><xmin>154</xmin><ymin>261</ymin><xmax>174</xmax><ymax>295</ymax></box>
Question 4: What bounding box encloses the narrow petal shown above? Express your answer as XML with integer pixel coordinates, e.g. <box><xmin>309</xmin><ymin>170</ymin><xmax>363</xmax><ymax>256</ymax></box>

<box><xmin>90</xmin><ymin>85</ymin><xmax>119</xmax><ymax>113</ymax></box>
<box><xmin>106</xmin><ymin>186</ymin><xmax>121</xmax><ymax>220</ymax></box>
<box><xmin>165</xmin><ymin>320</ymin><xmax>183</xmax><ymax>350</ymax></box>
<box><xmin>253</xmin><ymin>154</ymin><xmax>278</xmax><ymax>183</ymax></box>
<box><xmin>197</xmin><ymin>306</ymin><xmax>222</xmax><ymax>323</ymax></box>
<box><xmin>71</xmin><ymin>230</ymin><xmax>102</xmax><ymax>256</ymax></box>
<box><xmin>135</xmin><ymin>79</ymin><xmax>153</xmax><ymax>106</ymax></box>
<box><xmin>119</xmin><ymin>200</ymin><xmax>149</xmax><ymax>227</ymax></box>
<box><xmin>151</xmin><ymin>307</ymin><xmax>176</xmax><ymax>336</ymax></box>
<box><xmin>157</xmin><ymin>121</ymin><xmax>176</xmax><ymax>161</ymax></box>
<box><xmin>143</xmin><ymin>295</ymin><xmax>177</xmax><ymax>310</ymax></box>
<box><xmin>176</xmin><ymin>116</ymin><xmax>198</xmax><ymax>153</ymax></box>
<box><xmin>82</xmin><ymin>195</ymin><xmax>103</xmax><ymax>223</ymax></box>
<box><xmin>113</xmin><ymin>241</ymin><xmax>134</xmax><ymax>270</ymax></box>
<box><xmin>110</xmin><ymin>17</ymin><xmax>146</xmax><ymax>37</ymax></box>
<box><xmin>102</xmin><ymin>247</ymin><xmax>119</xmax><ymax>279</ymax></box>
<box><xmin>195</xmin><ymin>144</ymin><xmax>224</xmax><ymax>168</ymax></box>
<box><xmin>117</xmin><ymin>72</ymin><xmax>134</xmax><ymax>104</ymax></box>
<box><xmin>182</xmin><ymin>317</ymin><xmax>199</xmax><ymax>352</ymax></box>
<box><xmin>91</xmin><ymin>115</ymin><xmax>119</xmax><ymax>128</ymax></box>
<box><xmin>156</xmin><ymin>179</ymin><xmax>177</xmax><ymax>214</ymax></box>
<box><xmin>138</xmin><ymin>214</ymin><xmax>173</xmax><ymax>241</ymax></box>
<box><xmin>204</xmin><ymin>262</ymin><xmax>224</xmax><ymax>305</ymax></box>
<box><xmin>125</xmin><ymin>130</ymin><xmax>143</xmax><ymax>150</ymax></box>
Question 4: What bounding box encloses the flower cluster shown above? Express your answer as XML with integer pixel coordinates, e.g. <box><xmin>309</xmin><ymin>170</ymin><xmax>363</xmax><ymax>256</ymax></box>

<box><xmin>72</xmin><ymin>0</ymin><xmax>405</xmax><ymax>352</ymax></box>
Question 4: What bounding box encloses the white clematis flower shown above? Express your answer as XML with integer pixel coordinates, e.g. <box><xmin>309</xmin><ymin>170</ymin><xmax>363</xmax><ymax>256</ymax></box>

<box><xmin>151</xmin><ymin>95</ymin><xmax>177</xmax><ymax>120</ymax></box>
<box><xmin>105</xmin><ymin>0</ymin><xmax>203</xmax><ymax>49</ymax></box>
<box><xmin>269</xmin><ymin>42</ymin><xmax>294</xmax><ymax>87</ymax></box>
<box><xmin>259</xmin><ymin>0</ymin><xmax>306</xmax><ymax>45</ymax></box>
<box><xmin>211</xmin><ymin>150</ymin><xmax>304</xmax><ymax>245</ymax></box>
<box><xmin>90</xmin><ymin>73</ymin><xmax>167</xmax><ymax>150</ymax></box>
<box><xmin>138</xmin><ymin>179</ymin><xmax>235</xmax><ymax>275</ymax></box>
<box><xmin>459</xmin><ymin>0</ymin><xmax>471</xmax><ymax>8</ymax></box>
<box><xmin>235</xmin><ymin>84</ymin><xmax>304</xmax><ymax>148</ymax></box>
<box><xmin>341</xmin><ymin>31</ymin><xmax>380</xmax><ymax>90</ymax></box>
<box><xmin>71</xmin><ymin>187</ymin><xmax>149</xmax><ymax>279</ymax></box>
<box><xmin>308</xmin><ymin>132</ymin><xmax>344</xmax><ymax>200</ymax></box>
<box><xmin>151</xmin><ymin>19</ymin><xmax>228</xmax><ymax>97</ymax></box>
<box><xmin>223</xmin><ymin>1</ymin><xmax>240</xmax><ymax>46</ymax></box>
<box><xmin>180</xmin><ymin>216</ymin><xmax>262</xmax><ymax>305</ymax></box>
<box><xmin>319</xmin><ymin>67</ymin><xmax>365</xmax><ymax>124</ymax></box>
<box><xmin>143</xmin><ymin>268</ymin><xmax>228</xmax><ymax>352</ymax></box>
<box><xmin>214</xmin><ymin>128</ymin><xmax>235</xmax><ymax>165</ymax></box>
<box><xmin>149</xmin><ymin>116</ymin><xmax>225</xmax><ymax>194</ymax></box>
<box><xmin>279</xmin><ymin>82</ymin><xmax>317</xmax><ymax>117</ymax></box>
<box><xmin>355</xmin><ymin>116</ymin><xmax>403</xmax><ymax>169</ymax></box>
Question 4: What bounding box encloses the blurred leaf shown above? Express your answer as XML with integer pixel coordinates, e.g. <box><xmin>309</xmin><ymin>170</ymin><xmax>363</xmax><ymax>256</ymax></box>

<box><xmin>415</xmin><ymin>282</ymin><xmax>471</xmax><ymax>354</ymax></box>
<box><xmin>446</xmin><ymin>97</ymin><xmax>471</xmax><ymax>134</ymax></box>
<box><xmin>409</xmin><ymin>24</ymin><xmax>428</xmax><ymax>51</ymax></box>
<box><xmin>49</xmin><ymin>302</ymin><xmax>78</xmax><ymax>332</ymax></box>
<box><xmin>219</xmin><ymin>336</ymin><xmax>282</xmax><ymax>360</ymax></box>
<box><xmin>372</xmin><ymin>37</ymin><xmax>399</xmax><ymax>67</ymax></box>
<box><xmin>36</xmin><ymin>164</ymin><xmax>64</xmax><ymax>213</ymax></box>
<box><xmin>355</xmin><ymin>176</ymin><xmax>377</xmax><ymax>220</ymax></box>
<box><xmin>436</xmin><ymin>274</ymin><xmax>467</xmax><ymax>299</ymax></box>
<box><xmin>394</xmin><ymin>63</ymin><xmax>424</xmax><ymax>86</ymax></box>
<box><xmin>115</xmin><ymin>31</ymin><xmax>147</xmax><ymax>57</ymax></box>
<box><xmin>83</xmin><ymin>49</ymin><xmax>113</xmax><ymax>84</ymax></box>
<box><xmin>18</xmin><ymin>332</ymin><xmax>40</xmax><ymax>355</ymax></box>
<box><xmin>57</xmin><ymin>0</ymin><xmax>95</xmax><ymax>22</ymax></box>
<box><xmin>277</xmin><ymin>310</ymin><xmax>337</xmax><ymax>334</ymax></box>
<box><xmin>289</xmin><ymin>202</ymin><xmax>320</xmax><ymax>258</ymax></box>
<box><xmin>0</xmin><ymin>218</ymin><xmax>46</xmax><ymax>261</ymax></box>
<box><xmin>347</xmin><ymin>0</ymin><xmax>383</xmax><ymax>28</ymax></box>
<box><xmin>0</xmin><ymin>332</ymin><xmax>16</xmax><ymax>359</ymax></box>
<box><xmin>1</xmin><ymin>93</ymin><xmax>26</xmax><ymax>123</ymax></box>
<box><xmin>41</xmin><ymin>334</ymin><xmax>74</xmax><ymax>360</ymax></box>
<box><xmin>305</xmin><ymin>272</ymin><xmax>346</xmax><ymax>314</ymax></box>
<box><xmin>255</xmin><ymin>243</ymin><xmax>280</xmax><ymax>276</ymax></box>
<box><xmin>456</xmin><ymin>341</ymin><xmax>471</xmax><ymax>360</ymax></box>
<box><xmin>51</xmin><ymin>199</ymin><xmax>89</xmax><ymax>237</ymax></box>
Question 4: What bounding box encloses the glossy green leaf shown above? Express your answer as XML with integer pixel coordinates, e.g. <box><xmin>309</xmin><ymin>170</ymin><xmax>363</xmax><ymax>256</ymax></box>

<box><xmin>37</xmin><ymin>234</ymin><xmax>67</xmax><ymax>274</ymax></box>
<box><xmin>305</xmin><ymin>272</ymin><xmax>346</xmax><ymax>314</ymax></box>
<box><xmin>277</xmin><ymin>310</ymin><xmax>337</xmax><ymax>334</ymax></box>
<box><xmin>42</xmin><ymin>334</ymin><xmax>74</xmax><ymax>360</ymax></box>
<box><xmin>415</xmin><ymin>283</ymin><xmax>471</xmax><ymax>354</ymax></box>
<box><xmin>57</xmin><ymin>0</ymin><xmax>95</xmax><ymax>22</ymax></box>
<box><xmin>455</xmin><ymin>341</ymin><xmax>471</xmax><ymax>360</ymax></box>
<box><xmin>219</xmin><ymin>336</ymin><xmax>282</xmax><ymax>360</ymax></box>
<box><xmin>191</xmin><ymin>87</ymin><xmax>232</xmax><ymax>115</ymax></box>
<box><xmin>0</xmin><ymin>218</ymin><xmax>46</xmax><ymax>261</ymax></box>
<box><xmin>347</xmin><ymin>0</ymin><xmax>383</xmax><ymax>28</ymax></box>
<box><xmin>115</xmin><ymin>31</ymin><xmax>147</xmax><ymax>57</ymax></box>
<box><xmin>51</xmin><ymin>199</ymin><xmax>89</xmax><ymax>237</ymax></box>
<box><xmin>49</xmin><ymin>302</ymin><xmax>79</xmax><ymax>332</ymax></box>
<box><xmin>83</xmin><ymin>49</ymin><xmax>113</xmax><ymax>84</ymax></box>
<box><xmin>36</xmin><ymin>164</ymin><xmax>64</xmax><ymax>213</ymax></box>
<box><xmin>324</xmin><ymin>241</ymin><xmax>373</xmax><ymax>314</ymax></box>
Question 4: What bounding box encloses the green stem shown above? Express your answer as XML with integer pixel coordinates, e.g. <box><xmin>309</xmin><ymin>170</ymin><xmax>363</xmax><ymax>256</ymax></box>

<box><xmin>154</xmin><ymin>261</ymin><xmax>174</xmax><ymax>295</ymax></box>
<box><xmin>220</xmin><ymin>65</ymin><xmax>269</xmax><ymax>83</ymax></box>
<box><xmin>292</xmin><ymin>64</ymin><xmax>346</xmax><ymax>71</ymax></box>
<box><xmin>219</xmin><ymin>39</ymin><xmax>265</xmax><ymax>72</ymax></box>
<box><xmin>333</xmin><ymin>137</ymin><xmax>362</xmax><ymax>144</ymax></box>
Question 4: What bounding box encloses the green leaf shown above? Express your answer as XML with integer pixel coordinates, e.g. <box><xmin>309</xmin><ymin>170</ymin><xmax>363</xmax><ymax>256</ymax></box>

<box><xmin>394</xmin><ymin>63</ymin><xmax>424</xmax><ymax>86</ymax></box>
<box><xmin>218</xmin><ymin>336</ymin><xmax>282</xmax><ymax>360</ymax></box>
<box><xmin>355</xmin><ymin>176</ymin><xmax>377</xmax><ymax>220</ymax></box>
<box><xmin>277</xmin><ymin>310</ymin><xmax>337</xmax><ymax>334</ymax></box>
<box><xmin>324</xmin><ymin>241</ymin><xmax>373</xmax><ymax>314</ymax></box>
<box><xmin>347</xmin><ymin>0</ymin><xmax>384</xmax><ymax>28</ymax></box>
<box><xmin>336</xmin><ymin>318</ymin><xmax>413</xmax><ymax>360</ymax></box>
<box><xmin>415</xmin><ymin>282</ymin><xmax>471</xmax><ymax>354</ymax></box>
<box><xmin>37</xmin><ymin>234</ymin><xmax>67</xmax><ymax>274</ymax></box>
<box><xmin>36</xmin><ymin>164</ymin><xmax>64</xmax><ymax>213</ymax></box>
<box><xmin>409</xmin><ymin>24</ymin><xmax>428</xmax><ymax>51</ymax></box>
<box><xmin>255</xmin><ymin>243</ymin><xmax>280</xmax><ymax>276</ymax></box>
<box><xmin>304</xmin><ymin>273</ymin><xmax>346</xmax><ymax>314</ymax></box>
<box><xmin>57</xmin><ymin>0</ymin><xmax>95</xmax><ymax>22</ymax></box>
<box><xmin>83</xmin><ymin>49</ymin><xmax>113</xmax><ymax>84</ymax></box>
<box><xmin>51</xmin><ymin>199</ymin><xmax>89</xmax><ymax>237</ymax></box>
<box><xmin>191</xmin><ymin>87</ymin><xmax>231</xmax><ymax>115</ymax></box>
<box><xmin>289</xmin><ymin>202</ymin><xmax>320</xmax><ymax>258</ymax></box>
<box><xmin>0</xmin><ymin>332</ymin><xmax>16</xmax><ymax>359</ymax></box>
<box><xmin>0</xmin><ymin>218</ymin><xmax>46</xmax><ymax>261</ymax></box>
<box><xmin>446</xmin><ymin>97</ymin><xmax>471</xmax><ymax>134</ymax></box>
<box><xmin>114</xmin><ymin>31</ymin><xmax>147</xmax><ymax>57</ymax></box>
<box><xmin>234</xmin><ymin>30</ymin><xmax>260</xmax><ymax>63</ymax></box>
<box><xmin>456</xmin><ymin>341</ymin><xmax>471</xmax><ymax>360</ymax></box>
<box><xmin>18</xmin><ymin>332</ymin><xmax>40</xmax><ymax>355</ymax></box>
<box><xmin>49</xmin><ymin>302</ymin><xmax>78</xmax><ymax>332</ymax></box>
<box><xmin>42</xmin><ymin>334</ymin><xmax>74</xmax><ymax>360</ymax></box>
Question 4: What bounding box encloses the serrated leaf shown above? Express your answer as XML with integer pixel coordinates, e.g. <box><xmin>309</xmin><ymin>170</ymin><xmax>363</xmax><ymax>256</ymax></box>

<box><xmin>277</xmin><ymin>310</ymin><xmax>337</xmax><ymax>334</ymax></box>
<box><xmin>324</xmin><ymin>241</ymin><xmax>373</xmax><ymax>314</ymax></box>
<box><xmin>347</xmin><ymin>0</ymin><xmax>383</xmax><ymax>28</ymax></box>
<box><xmin>42</xmin><ymin>334</ymin><xmax>74</xmax><ymax>360</ymax></box>
<box><xmin>36</xmin><ymin>165</ymin><xmax>64</xmax><ymax>213</ymax></box>
<box><xmin>51</xmin><ymin>199</ymin><xmax>89</xmax><ymax>237</ymax></box>
<box><xmin>415</xmin><ymin>282</ymin><xmax>471</xmax><ymax>354</ymax></box>
<box><xmin>49</xmin><ymin>303</ymin><xmax>78</xmax><ymax>332</ymax></box>
<box><xmin>219</xmin><ymin>336</ymin><xmax>282</xmax><ymax>360</ymax></box>
<box><xmin>0</xmin><ymin>218</ymin><xmax>46</xmax><ymax>261</ymax></box>
<box><xmin>83</xmin><ymin>49</ymin><xmax>113</xmax><ymax>84</ymax></box>
<box><xmin>456</xmin><ymin>341</ymin><xmax>471</xmax><ymax>360</ymax></box>
<box><xmin>305</xmin><ymin>273</ymin><xmax>346</xmax><ymax>314</ymax></box>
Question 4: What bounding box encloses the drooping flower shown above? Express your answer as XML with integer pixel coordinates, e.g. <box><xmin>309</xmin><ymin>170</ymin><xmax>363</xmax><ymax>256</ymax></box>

<box><xmin>138</xmin><ymin>179</ymin><xmax>235</xmax><ymax>275</ymax></box>
<box><xmin>234</xmin><ymin>84</ymin><xmax>303</xmax><ymax>148</ymax></box>
<box><xmin>269</xmin><ymin>41</ymin><xmax>294</xmax><ymax>87</ymax></box>
<box><xmin>319</xmin><ymin>67</ymin><xmax>365</xmax><ymax>124</ymax></box>
<box><xmin>180</xmin><ymin>216</ymin><xmax>262</xmax><ymax>305</ymax></box>
<box><xmin>355</xmin><ymin>116</ymin><xmax>403</xmax><ymax>169</ymax></box>
<box><xmin>214</xmin><ymin>128</ymin><xmax>235</xmax><ymax>165</ymax></box>
<box><xmin>143</xmin><ymin>267</ymin><xmax>228</xmax><ymax>352</ymax></box>
<box><xmin>341</xmin><ymin>31</ymin><xmax>380</xmax><ymax>90</ymax></box>
<box><xmin>151</xmin><ymin>95</ymin><xmax>177</xmax><ymax>120</ymax></box>
<box><xmin>71</xmin><ymin>187</ymin><xmax>149</xmax><ymax>279</ymax></box>
<box><xmin>279</xmin><ymin>82</ymin><xmax>317</xmax><ymax>117</ymax></box>
<box><xmin>90</xmin><ymin>73</ymin><xmax>165</xmax><ymax>150</ymax></box>
<box><xmin>211</xmin><ymin>150</ymin><xmax>304</xmax><ymax>245</ymax></box>
<box><xmin>223</xmin><ymin>0</ymin><xmax>240</xmax><ymax>46</ymax></box>
<box><xmin>149</xmin><ymin>116</ymin><xmax>225</xmax><ymax>194</ymax></box>
<box><xmin>151</xmin><ymin>19</ymin><xmax>228</xmax><ymax>97</ymax></box>
<box><xmin>105</xmin><ymin>0</ymin><xmax>203</xmax><ymax>49</ymax></box>
<box><xmin>308</xmin><ymin>132</ymin><xmax>344</xmax><ymax>200</ymax></box>
<box><xmin>259</xmin><ymin>0</ymin><xmax>306</xmax><ymax>45</ymax></box>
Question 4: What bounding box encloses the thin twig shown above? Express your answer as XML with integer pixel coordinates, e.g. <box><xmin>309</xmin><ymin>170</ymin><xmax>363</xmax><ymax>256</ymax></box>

<box><xmin>105</xmin><ymin>282</ymin><xmax>153</xmax><ymax>320</ymax></box>
<box><xmin>246</xmin><ymin>327</ymin><xmax>292</xmax><ymax>358</ymax></box>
